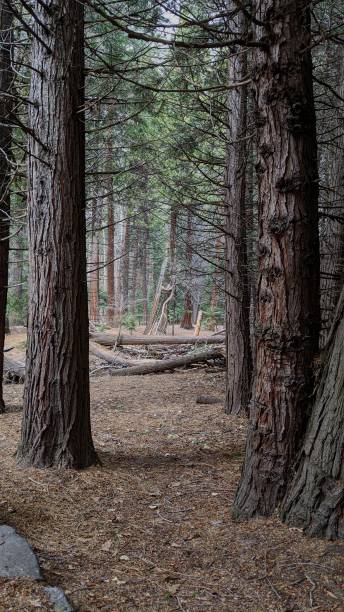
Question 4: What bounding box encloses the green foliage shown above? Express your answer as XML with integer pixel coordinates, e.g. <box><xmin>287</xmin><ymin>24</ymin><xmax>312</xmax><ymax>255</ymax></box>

<box><xmin>96</xmin><ymin>323</ymin><xmax>111</xmax><ymax>332</ymax></box>
<box><xmin>122</xmin><ymin>313</ymin><xmax>138</xmax><ymax>334</ymax></box>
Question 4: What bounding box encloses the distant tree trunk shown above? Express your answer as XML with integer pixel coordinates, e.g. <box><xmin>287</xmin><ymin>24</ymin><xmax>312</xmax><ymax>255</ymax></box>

<box><xmin>144</xmin><ymin>255</ymin><xmax>168</xmax><ymax>335</ymax></box>
<box><xmin>282</xmin><ymin>282</ymin><xmax>344</xmax><ymax>539</ymax></box>
<box><xmin>208</xmin><ymin>237</ymin><xmax>222</xmax><ymax>331</ymax></box>
<box><xmin>130</xmin><ymin>226</ymin><xmax>139</xmax><ymax>315</ymax></box>
<box><xmin>234</xmin><ymin>0</ymin><xmax>320</xmax><ymax>517</ymax></box>
<box><xmin>0</xmin><ymin>2</ymin><xmax>12</xmax><ymax>413</ymax></box>
<box><xmin>106</xmin><ymin>180</ymin><xmax>115</xmax><ymax>325</ymax></box>
<box><xmin>320</xmin><ymin>49</ymin><xmax>344</xmax><ymax>342</ymax></box>
<box><xmin>89</xmin><ymin>236</ymin><xmax>99</xmax><ymax>323</ymax></box>
<box><xmin>224</xmin><ymin>8</ymin><xmax>252</xmax><ymax>415</ymax></box>
<box><xmin>120</xmin><ymin>215</ymin><xmax>131</xmax><ymax>316</ymax></box>
<box><xmin>180</xmin><ymin>208</ymin><xmax>193</xmax><ymax>330</ymax></box>
<box><xmin>113</xmin><ymin>203</ymin><xmax>122</xmax><ymax>326</ymax></box>
<box><xmin>18</xmin><ymin>0</ymin><xmax>97</xmax><ymax>468</ymax></box>
<box><xmin>141</xmin><ymin>208</ymin><xmax>149</xmax><ymax>325</ymax></box>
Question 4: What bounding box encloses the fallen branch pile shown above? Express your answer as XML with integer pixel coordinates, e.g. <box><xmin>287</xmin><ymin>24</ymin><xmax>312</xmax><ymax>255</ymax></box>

<box><xmin>4</xmin><ymin>355</ymin><xmax>25</xmax><ymax>383</ymax></box>
<box><xmin>109</xmin><ymin>349</ymin><xmax>224</xmax><ymax>376</ymax></box>
<box><xmin>3</xmin><ymin>336</ymin><xmax>225</xmax><ymax>383</ymax></box>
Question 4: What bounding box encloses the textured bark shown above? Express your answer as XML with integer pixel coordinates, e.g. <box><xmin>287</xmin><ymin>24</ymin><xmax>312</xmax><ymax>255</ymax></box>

<box><xmin>234</xmin><ymin>0</ymin><xmax>320</xmax><ymax>517</ymax></box>
<box><xmin>282</xmin><ymin>284</ymin><xmax>344</xmax><ymax>539</ymax></box>
<box><xmin>0</xmin><ymin>2</ymin><xmax>12</xmax><ymax>412</ymax></box>
<box><xmin>320</xmin><ymin>49</ymin><xmax>344</xmax><ymax>342</ymax></box>
<box><xmin>224</xmin><ymin>7</ymin><xmax>252</xmax><ymax>415</ymax></box>
<box><xmin>18</xmin><ymin>1</ymin><xmax>97</xmax><ymax>468</ymax></box>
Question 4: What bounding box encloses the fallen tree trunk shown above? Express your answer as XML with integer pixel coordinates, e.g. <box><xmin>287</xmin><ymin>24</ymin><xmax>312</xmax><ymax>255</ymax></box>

<box><xmin>90</xmin><ymin>333</ymin><xmax>225</xmax><ymax>347</ymax></box>
<box><xmin>109</xmin><ymin>349</ymin><xmax>224</xmax><ymax>377</ymax></box>
<box><xmin>89</xmin><ymin>341</ymin><xmax>150</xmax><ymax>367</ymax></box>
<box><xmin>3</xmin><ymin>355</ymin><xmax>25</xmax><ymax>383</ymax></box>
<box><xmin>89</xmin><ymin>341</ymin><xmax>130</xmax><ymax>367</ymax></box>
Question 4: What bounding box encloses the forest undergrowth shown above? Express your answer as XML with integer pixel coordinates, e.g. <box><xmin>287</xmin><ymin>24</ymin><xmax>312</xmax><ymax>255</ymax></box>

<box><xmin>0</xmin><ymin>349</ymin><xmax>343</xmax><ymax>611</ymax></box>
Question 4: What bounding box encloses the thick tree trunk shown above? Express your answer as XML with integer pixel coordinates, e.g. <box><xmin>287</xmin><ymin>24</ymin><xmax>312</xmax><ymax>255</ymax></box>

<box><xmin>0</xmin><ymin>2</ymin><xmax>12</xmax><ymax>412</ymax></box>
<box><xmin>282</xmin><ymin>283</ymin><xmax>344</xmax><ymax>539</ymax></box>
<box><xmin>18</xmin><ymin>0</ymin><xmax>97</xmax><ymax>468</ymax></box>
<box><xmin>233</xmin><ymin>0</ymin><xmax>320</xmax><ymax>517</ymax></box>
<box><xmin>320</xmin><ymin>49</ymin><xmax>344</xmax><ymax>342</ymax></box>
<box><xmin>224</xmin><ymin>7</ymin><xmax>252</xmax><ymax>415</ymax></box>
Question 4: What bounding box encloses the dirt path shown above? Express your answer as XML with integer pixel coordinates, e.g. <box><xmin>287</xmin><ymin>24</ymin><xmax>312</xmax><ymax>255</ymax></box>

<box><xmin>0</xmin><ymin>371</ymin><xmax>343</xmax><ymax>611</ymax></box>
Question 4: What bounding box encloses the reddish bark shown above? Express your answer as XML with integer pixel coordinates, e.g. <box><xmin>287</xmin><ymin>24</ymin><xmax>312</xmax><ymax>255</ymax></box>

<box><xmin>234</xmin><ymin>0</ymin><xmax>320</xmax><ymax>517</ymax></box>
<box><xmin>18</xmin><ymin>0</ymin><xmax>97</xmax><ymax>468</ymax></box>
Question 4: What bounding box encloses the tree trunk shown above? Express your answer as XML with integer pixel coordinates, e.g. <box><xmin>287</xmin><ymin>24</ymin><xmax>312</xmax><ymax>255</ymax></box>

<box><xmin>282</xmin><ymin>283</ymin><xmax>344</xmax><ymax>539</ymax></box>
<box><xmin>0</xmin><ymin>2</ymin><xmax>13</xmax><ymax>412</ymax></box>
<box><xmin>18</xmin><ymin>0</ymin><xmax>97</xmax><ymax>469</ymax></box>
<box><xmin>208</xmin><ymin>237</ymin><xmax>222</xmax><ymax>331</ymax></box>
<box><xmin>180</xmin><ymin>209</ymin><xmax>193</xmax><ymax>330</ymax></box>
<box><xmin>130</xmin><ymin>225</ymin><xmax>139</xmax><ymax>315</ymax></box>
<box><xmin>141</xmin><ymin>207</ymin><xmax>149</xmax><ymax>325</ymax></box>
<box><xmin>89</xmin><ymin>236</ymin><xmax>99</xmax><ymax>323</ymax></box>
<box><xmin>144</xmin><ymin>255</ymin><xmax>168</xmax><ymax>334</ymax></box>
<box><xmin>233</xmin><ymin>0</ymin><xmax>320</xmax><ymax>517</ymax></box>
<box><xmin>320</xmin><ymin>48</ymin><xmax>344</xmax><ymax>342</ymax></box>
<box><xmin>120</xmin><ymin>215</ymin><xmax>131</xmax><ymax>316</ymax></box>
<box><xmin>224</xmin><ymin>6</ymin><xmax>252</xmax><ymax>415</ymax></box>
<box><xmin>106</xmin><ymin>180</ymin><xmax>115</xmax><ymax>325</ymax></box>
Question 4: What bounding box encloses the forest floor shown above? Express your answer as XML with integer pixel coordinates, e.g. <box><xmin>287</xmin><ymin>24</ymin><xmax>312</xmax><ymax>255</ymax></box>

<box><xmin>0</xmin><ymin>333</ymin><xmax>343</xmax><ymax>611</ymax></box>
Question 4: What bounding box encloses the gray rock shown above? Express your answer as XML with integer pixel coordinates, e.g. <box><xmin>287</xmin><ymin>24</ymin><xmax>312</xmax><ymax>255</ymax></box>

<box><xmin>0</xmin><ymin>525</ymin><xmax>42</xmax><ymax>579</ymax></box>
<box><xmin>44</xmin><ymin>586</ymin><xmax>74</xmax><ymax>612</ymax></box>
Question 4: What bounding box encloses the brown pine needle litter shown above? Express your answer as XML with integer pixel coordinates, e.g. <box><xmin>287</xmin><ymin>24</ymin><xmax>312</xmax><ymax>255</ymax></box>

<box><xmin>0</xmin><ymin>368</ymin><xmax>343</xmax><ymax>611</ymax></box>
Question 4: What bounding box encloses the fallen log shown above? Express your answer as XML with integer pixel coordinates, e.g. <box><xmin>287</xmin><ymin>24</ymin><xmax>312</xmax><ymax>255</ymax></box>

<box><xmin>4</xmin><ymin>355</ymin><xmax>25</xmax><ymax>383</ymax></box>
<box><xmin>90</xmin><ymin>333</ymin><xmax>225</xmax><ymax>347</ymax></box>
<box><xmin>109</xmin><ymin>349</ymin><xmax>224</xmax><ymax>377</ymax></box>
<box><xmin>89</xmin><ymin>341</ymin><xmax>151</xmax><ymax>367</ymax></box>
<box><xmin>89</xmin><ymin>341</ymin><xmax>129</xmax><ymax>367</ymax></box>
